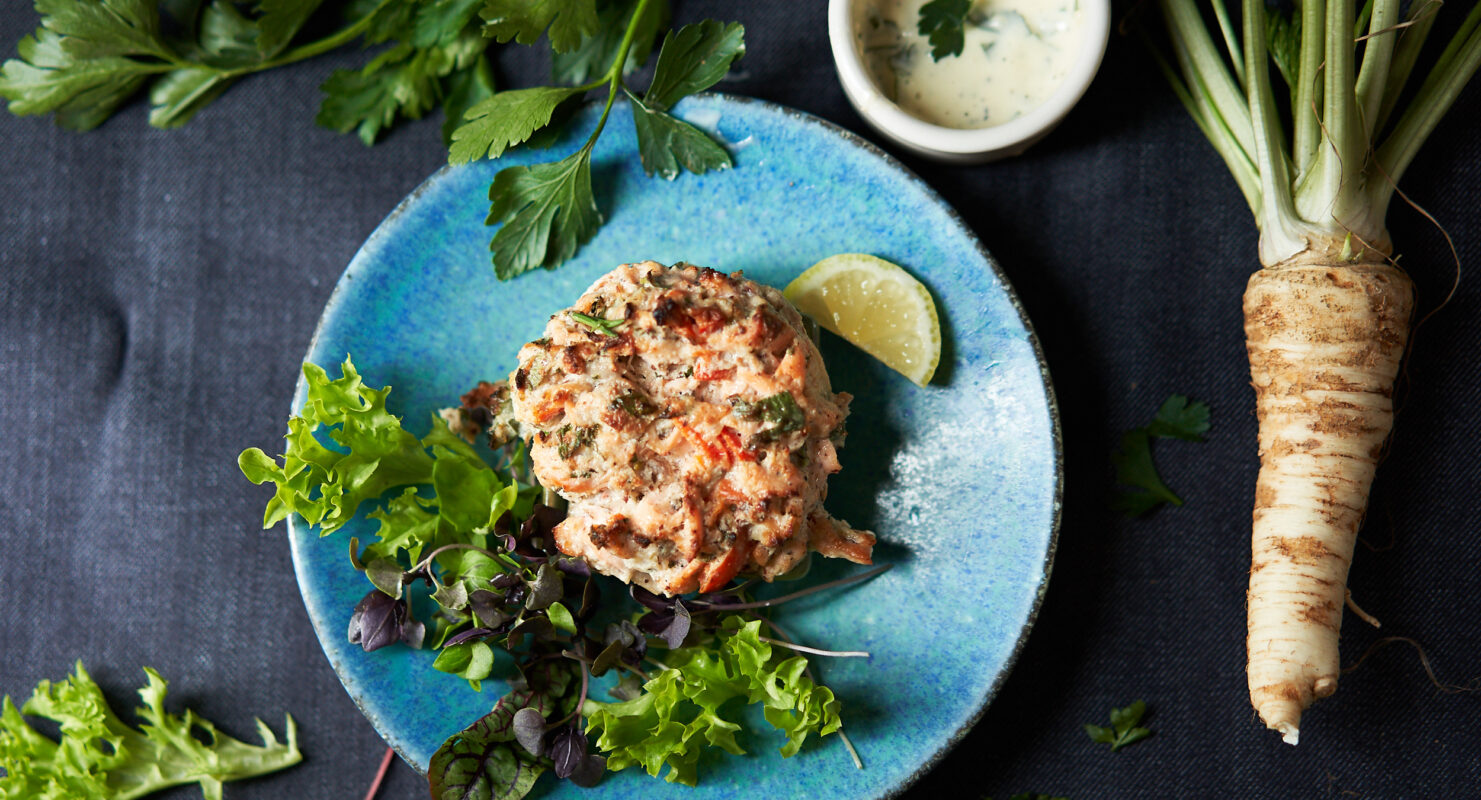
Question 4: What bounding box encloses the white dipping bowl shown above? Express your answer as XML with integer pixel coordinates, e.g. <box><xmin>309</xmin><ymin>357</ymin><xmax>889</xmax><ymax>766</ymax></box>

<box><xmin>828</xmin><ymin>0</ymin><xmax>1110</xmax><ymax>163</ymax></box>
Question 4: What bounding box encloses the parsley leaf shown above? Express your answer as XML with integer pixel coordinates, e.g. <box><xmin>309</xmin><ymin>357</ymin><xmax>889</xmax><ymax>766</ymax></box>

<box><xmin>918</xmin><ymin>0</ymin><xmax>972</xmax><ymax>61</ymax></box>
<box><xmin>0</xmin><ymin>662</ymin><xmax>301</xmax><ymax>800</ymax></box>
<box><xmin>484</xmin><ymin>145</ymin><xmax>603</xmax><ymax>280</ymax></box>
<box><xmin>317</xmin><ymin>1</ymin><xmax>488</xmax><ymax>146</ymax></box>
<box><xmin>1083</xmin><ymin>700</ymin><xmax>1153</xmax><ymax>751</ymax></box>
<box><xmin>628</xmin><ymin>89</ymin><xmax>731</xmax><ymax>179</ymax></box>
<box><xmin>441</xmin><ymin>54</ymin><xmax>497</xmax><ymax>146</ymax></box>
<box><xmin>1111</xmin><ymin>394</ymin><xmax>1210</xmax><ymax>516</ymax></box>
<box><xmin>449</xmin><ymin>85</ymin><xmax>585</xmax><ymax>163</ymax></box>
<box><xmin>479</xmin><ymin>0</ymin><xmax>600</xmax><ymax>53</ymax></box>
<box><xmin>0</xmin><ymin>0</ymin><xmax>170</xmax><ymax>131</ymax></box>
<box><xmin>256</xmin><ymin>0</ymin><xmax>327</xmax><ymax>58</ymax></box>
<box><xmin>551</xmin><ymin>0</ymin><xmax>670</xmax><ymax>85</ymax></box>
<box><xmin>642</xmin><ymin>20</ymin><xmax>746</xmax><ymax>111</ymax></box>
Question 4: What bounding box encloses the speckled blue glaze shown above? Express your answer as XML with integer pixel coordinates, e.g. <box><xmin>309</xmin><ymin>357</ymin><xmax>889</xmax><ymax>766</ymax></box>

<box><xmin>289</xmin><ymin>94</ymin><xmax>1061</xmax><ymax>799</ymax></box>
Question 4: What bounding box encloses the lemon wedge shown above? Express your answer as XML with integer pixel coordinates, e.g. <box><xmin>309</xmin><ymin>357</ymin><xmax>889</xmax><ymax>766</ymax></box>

<box><xmin>783</xmin><ymin>253</ymin><xmax>941</xmax><ymax>386</ymax></box>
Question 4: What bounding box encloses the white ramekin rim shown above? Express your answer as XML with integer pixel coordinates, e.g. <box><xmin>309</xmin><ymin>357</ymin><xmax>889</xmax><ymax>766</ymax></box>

<box><xmin>828</xmin><ymin>0</ymin><xmax>1111</xmax><ymax>162</ymax></box>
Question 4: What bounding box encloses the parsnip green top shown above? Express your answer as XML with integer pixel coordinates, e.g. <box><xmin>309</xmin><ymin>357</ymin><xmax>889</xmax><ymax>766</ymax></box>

<box><xmin>854</xmin><ymin>0</ymin><xmax>1085</xmax><ymax>128</ymax></box>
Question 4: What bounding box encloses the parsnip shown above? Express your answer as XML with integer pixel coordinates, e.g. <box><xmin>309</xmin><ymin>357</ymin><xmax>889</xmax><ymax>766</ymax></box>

<box><xmin>1155</xmin><ymin>0</ymin><xmax>1481</xmax><ymax>742</ymax></box>
<box><xmin>1244</xmin><ymin>257</ymin><xmax>1412</xmax><ymax>744</ymax></box>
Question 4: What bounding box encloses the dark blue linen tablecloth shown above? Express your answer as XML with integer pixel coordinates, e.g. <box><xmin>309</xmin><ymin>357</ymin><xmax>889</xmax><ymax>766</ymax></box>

<box><xmin>3</xmin><ymin>2</ymin><xmax>1478</xmax><ymax>798</ymax></box>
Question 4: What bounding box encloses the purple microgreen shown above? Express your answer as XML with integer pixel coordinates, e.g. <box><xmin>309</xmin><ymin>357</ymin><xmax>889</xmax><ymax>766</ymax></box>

<box><xmin>629</xmin><ymin>584</ymin><xmax>672</xmax><ymax>612</ymax></box>
<box><xmin>546</xmin><ymin>601</ymin><xmax>577</xmax><ymax>635</ymax></box>
<box><xmin>520</xmin><ymin>503</ymin><xmax>566</xmax><ymax>543</ymax></box>
<box><xmin>656</xmin><ymin>600</ymin><xmax>691</xmax><ymax>649</ymax></box>
<box><xmin>548</xmin><ymin>725</ymin><xmax>590</xmax><ymax>779</ymax></box>
<box><xmin>691</xmin><ymin>563</ymin><xmax>893</xmax><ymax>611</ymax></box>
<box><xmin>567</xmin><ymin>753</ymin><xmax>606</xmax><ymax>788</ymax></box>
<box><xmin>525</xmin><ymin>563</ymin><xmax>562</xmax><ymax>610</ymax></box>
<box><xmin>491</xmin><ymin>572</ymin><xmax>522</xmax><ymax>591</ymax></box>
<box><xmin>498</xmin><ymin>532</ymin><xmax>519</xmax><ymax>553</ymax></box>
<box><xmin>578</xmin><ymin>578</ymin><xmax>600</xmax><ymax>621</ymax></box>
<box><xmin>553</xmin><ymin>556</ymin><xmax>591</xmax><ymax>578</ymax></box>
<box><xmin>512</xmin><ymin>707</ymin><xmax>548</xmax><ymax>757</ymax></box>
<box><xmin>364</xmin><ymin>557</ymin><xmax>405</xmax><ymax>600</ymax></box>
<box><xmin>693</xmin><ymin>591</ymin><xmax>742</xmax><ymax>610</ymax></box>
<box><xmin>347</xmin><ymin>589</ymin><xmax>416</xmax><ymax>652</ymax></box>
<box><xmin>442</xmin><ymin>627</ymin><xmax>498</xmax><ymax>649</ymax></box>
<box><xmin>469</xmin><ymin>590</ymin><xmax>513</xmax><ymax>630</ymax></box>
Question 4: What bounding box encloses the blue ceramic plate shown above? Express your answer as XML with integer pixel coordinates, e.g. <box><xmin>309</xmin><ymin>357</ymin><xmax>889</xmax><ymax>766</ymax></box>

<box><xmin>290</xmin><ymin>94</ymin><xmax>1060</xmax><ymax>798</ymax></box>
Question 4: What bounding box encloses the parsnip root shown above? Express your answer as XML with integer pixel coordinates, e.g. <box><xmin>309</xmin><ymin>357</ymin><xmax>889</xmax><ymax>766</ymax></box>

<box><xmin>1244</xmin><ymin>258</ymin><xmax>1414</xmax><ymax>745</ymax></box>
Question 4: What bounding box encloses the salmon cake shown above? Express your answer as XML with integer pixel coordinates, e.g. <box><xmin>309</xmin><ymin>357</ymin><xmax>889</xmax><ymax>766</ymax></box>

<box><xmin>501</xmin><ymin>261</ymin><xmax>874</xmax><ymax>596</ymax></box>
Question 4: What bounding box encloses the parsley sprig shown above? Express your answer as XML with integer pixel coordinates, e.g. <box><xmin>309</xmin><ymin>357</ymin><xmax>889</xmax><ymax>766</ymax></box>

<box><xmin>451</xmin><ymin>5</ymin><xmax>744</xmax><ymax>279</ymax></box>
<box><xmin>918</xmin><ymin>0</ymin><xmax>972</xmax><ymax>61</ymax></box>
<box><xmin>1083</xmin><ymin>700</ymin><xmax>1153</xmax><ymax>751</ymax></box>
<box><xmin>1111</xmin><ymin>394</ymin><xmax>1210</xmax><ymax>516</ymax></box>
<box><xmin>2</xmin><ymin>0</ymin><xmax>744</xmax><ymax>280</ymax></box>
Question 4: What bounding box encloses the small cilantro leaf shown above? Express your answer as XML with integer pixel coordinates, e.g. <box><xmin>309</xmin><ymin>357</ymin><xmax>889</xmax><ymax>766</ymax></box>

<box><xmin>643</xmin><ymin>20</ymin><xmax>745</xmax><ymax>112</ymax></box>
<box><xmin>1144</xmin><ymin>394</ymin><xmax>1211</xmax><ymax>441</ymax></box>
<box><xmin>411</xmin><ymin>0</ymin><xmax>486</xmax><ymax>49</ymax></box>
<box><xmin>1085</xmin><ymin>700</ymin><xmax>1152</xmax><ymax>752</ymax></box>
<box><xmin>552</xmin><ymin>0</ymin><xmax>670</xmax><ymax>84</ymax></box>
<box><xmin>1111</xmin><ymin>429</ymin><xmax>1182</xmax><ymax>513</ymax></box>
<box><xmin>449</xmin><ymin>85</ymin><xmax>584</xmax><ymax>163</ymax></box>
<box><xmin>918</xmin><ymin>0</ymin><xmax>971</xmax><ymax>61</ymax></box>
<box><xmin>1112</xmin><ymin>395</ymin><xmax>1210</xmax><ymax>516</ymax></box>
<box><xmin>485</xmin><ymin>146</ymin><xmax>602</xmax><ymax>280</ymax></box>
<box><xmin>628</xmin><ymin>89</ymin><xmax>731</xmax><ymax>179</ymax></box>
<box><xmin>479</xmin><ymin>0</ymin><xmax>600</xmax><ymax>53</ymax></box>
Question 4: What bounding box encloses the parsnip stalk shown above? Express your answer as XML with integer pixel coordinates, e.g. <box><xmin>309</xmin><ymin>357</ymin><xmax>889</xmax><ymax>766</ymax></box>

<box><xmin>1155</xmin><ymin>0</ymin><xmax>1481</xmax><ymax>743</ymax></box>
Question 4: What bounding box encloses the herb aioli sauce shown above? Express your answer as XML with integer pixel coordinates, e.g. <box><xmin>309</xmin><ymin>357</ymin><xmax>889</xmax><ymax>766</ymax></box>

<box><xmin>855</xmin><ymin>0</ymin><xmax>1085</xmax><ymax>129</ymax></box>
